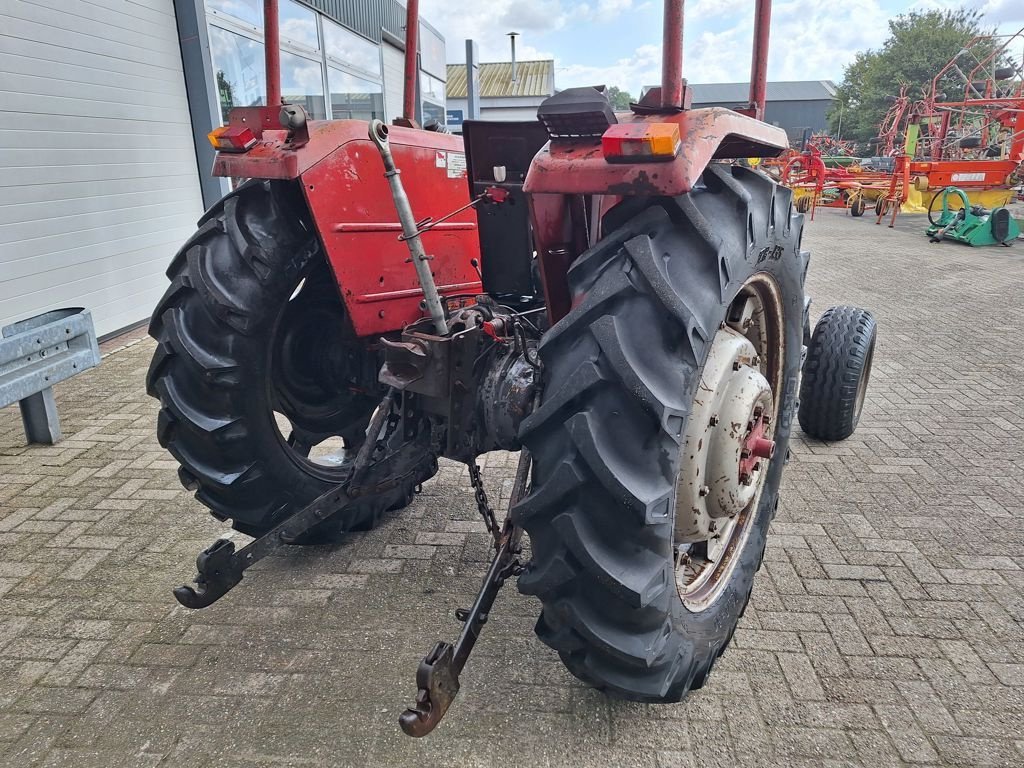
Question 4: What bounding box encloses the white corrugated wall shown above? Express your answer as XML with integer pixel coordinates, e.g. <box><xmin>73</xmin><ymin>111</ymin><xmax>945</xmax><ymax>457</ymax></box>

<box><xmin>0</xmin><ymin>0</ymin><xmax>205</xmax><ymax>338</ymax></box>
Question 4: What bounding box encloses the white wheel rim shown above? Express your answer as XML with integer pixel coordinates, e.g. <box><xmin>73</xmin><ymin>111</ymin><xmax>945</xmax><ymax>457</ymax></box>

<box><xmin>675</xmin><ymin>275</ymin><xmax>785</xmax><ymax>612</ymax></box>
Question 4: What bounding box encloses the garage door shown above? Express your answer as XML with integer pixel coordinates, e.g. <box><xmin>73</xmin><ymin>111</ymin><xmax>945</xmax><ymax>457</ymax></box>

<box><xmin>0</xmin><ymin>0</ymin><xmax>205</xmax><ymax>338</ymax></box>
<box><xmin>382</xmin><ymin>41</ymin><xmax>406</xmax><ymax>124</ymax></box>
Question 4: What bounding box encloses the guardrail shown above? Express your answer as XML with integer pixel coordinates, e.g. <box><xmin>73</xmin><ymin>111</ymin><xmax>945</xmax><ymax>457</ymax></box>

<box><xmin>0</xmin><ymin>308</ymin><xmax>101</xmax><ymax>445</ymax></box>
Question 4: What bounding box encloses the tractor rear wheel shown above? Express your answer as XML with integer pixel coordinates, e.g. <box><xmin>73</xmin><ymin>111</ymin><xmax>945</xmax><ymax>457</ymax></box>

<box><xmin>147</xmin><ymin>180</ymin><xmax>436</xmax><ymax>539</ymax></box>
<box><xmin>514</xmin><ymin>165</ymin><xmax>805</xmax><ymax>701</ymax></box>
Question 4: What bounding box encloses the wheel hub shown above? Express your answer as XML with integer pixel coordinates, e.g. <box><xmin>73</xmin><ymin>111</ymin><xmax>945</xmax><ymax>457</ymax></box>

<box><xmin>676</xmin><ymin>326</ymin><xmax>775</xmax><ymax>543</ymax></box>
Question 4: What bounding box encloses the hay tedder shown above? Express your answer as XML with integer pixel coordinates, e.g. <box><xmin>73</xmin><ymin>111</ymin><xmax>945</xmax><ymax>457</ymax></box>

<box><xmin>148</xmin><ymin>0</ymin><xmax>876</xmax><ymax>735</ymax></box>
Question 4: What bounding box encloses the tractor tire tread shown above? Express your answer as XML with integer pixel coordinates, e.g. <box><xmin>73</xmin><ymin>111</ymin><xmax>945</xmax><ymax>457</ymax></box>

<box><xmin>514</xmin><ymin>165</ymin><xmax>804</xmax><ymax>702</ymax></box>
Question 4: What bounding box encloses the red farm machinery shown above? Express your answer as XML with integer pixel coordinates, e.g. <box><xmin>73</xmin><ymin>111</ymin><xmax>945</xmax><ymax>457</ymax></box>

<box><xmin>874</xmin><ymin>27</ymin><xmax>1024</xmax><ymax>224</ymax></box>
<box><xmin>148</xmin><ymin>0</ymin><xmax>876</xmax><ymax>736</ymax></box>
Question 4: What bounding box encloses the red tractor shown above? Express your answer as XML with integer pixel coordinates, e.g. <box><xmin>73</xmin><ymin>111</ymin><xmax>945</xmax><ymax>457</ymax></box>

<box><xmin>148</xmin><ymin>0</ymin><xmax>876</xmax><ymax>736</ymax></box>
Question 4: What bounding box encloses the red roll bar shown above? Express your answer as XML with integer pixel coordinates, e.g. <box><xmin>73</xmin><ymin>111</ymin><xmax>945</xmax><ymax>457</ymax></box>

<box><xmin>264</xmin><ymin>0</ymin><xmax>281</xmax><ymax>107</ymax></box>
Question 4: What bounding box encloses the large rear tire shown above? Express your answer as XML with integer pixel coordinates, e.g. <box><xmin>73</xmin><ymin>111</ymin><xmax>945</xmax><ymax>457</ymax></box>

<box><xmin>513</xmin><ymin>165</ymin><xmax>806</xmax><ymax>700</ymax></box>
<box><xmin>147</xmin><ymin>180</ymin><xmax>436</xmax><ymax>538</ymax></box>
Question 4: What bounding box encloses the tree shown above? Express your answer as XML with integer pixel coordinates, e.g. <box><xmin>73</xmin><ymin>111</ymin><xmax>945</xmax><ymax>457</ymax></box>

<box><xmin>829</xmin><ymin>9</ymin><xmax>989</xmax><ymax>145</ymax></box>
<box><xmin>216</xmin><ymin>70</ymin><xmax>235</xmax><ymax>123</ymax></box>
<box><xmin>605</xmin><ymin>86</ymin><xmax>635</xmax><ymax>110</ymax></box>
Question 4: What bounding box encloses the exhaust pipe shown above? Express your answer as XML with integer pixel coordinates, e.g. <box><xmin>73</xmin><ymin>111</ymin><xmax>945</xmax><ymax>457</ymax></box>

<box><xmin>508</xmin><ymin>32</ymin><xmax>519</xmax><ymax>83</ymax></box>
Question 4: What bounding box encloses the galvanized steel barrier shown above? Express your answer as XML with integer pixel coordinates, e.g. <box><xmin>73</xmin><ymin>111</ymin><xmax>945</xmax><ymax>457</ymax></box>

<box><xmin>0</xmin><ymin>308</ymin><xmax>101</xmax><ymax>445</ymax></box>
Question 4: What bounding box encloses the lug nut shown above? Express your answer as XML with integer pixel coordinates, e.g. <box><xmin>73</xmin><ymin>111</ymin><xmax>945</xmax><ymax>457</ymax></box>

<box><xmin>732</xmin><ymin>361</ymin><xmax>742</xmax><ymax>371</ymax></box>
<box><xmin>739</xmin><ymin>472</ymin><xmax>753</xmax><ymax>486</ymax></box>
<box><xmin>740</xmin><ymin>448</ymin><xmax>751</xmax><ymax>459</ymax></box>
<box><xmin>709</xmin><ymin>415</ymin><xmax>719</xmax><ymax>427</ymax></box>
<box><xmin>698</xmin><ymin>485</ymin><xmax>710</xmax><ymax>497</ymax></box>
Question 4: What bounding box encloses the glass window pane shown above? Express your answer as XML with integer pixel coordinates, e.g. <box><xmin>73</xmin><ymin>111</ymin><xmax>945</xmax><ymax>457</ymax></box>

<box><xmin>281</xmin><ymin>50</ymin><xmax>326</xmax><ymax>120</ymax></box>
<box><xmin>420</xmin><ymin>72</ymin><xmax>445</xmax><ymax>103</ymax></box>
<box><xmin>323</xmin><ymin>18</ymin><xmax>381</xmax><ymax>79</ymax></box>
<box><xmin>209</xmin><ymin>25</ymin><xmax>266</xmax><ymax>122</ymax></box>
<box><xmin>422</xmin><ymin>101</ymin><xmax>446</xmax><ymax>126</ymax></box>
<box><xmin>279</xmin><ymin>0</ymin><xmax>318</xmax><ymax>51</ymax></box>
<box><xmin>328</xmin><ymin>67</ymin><xmax>384</xmax><ymax>121</ymax></box>
<box><xmin>419</xmin><ymin>26</ymin><xmax>445</xmax><ymax>78</ymax></box>
<box><xmin>206</xmin><ymin>0</ymin><xmax>262</xmax><ymax>30</ymax></box>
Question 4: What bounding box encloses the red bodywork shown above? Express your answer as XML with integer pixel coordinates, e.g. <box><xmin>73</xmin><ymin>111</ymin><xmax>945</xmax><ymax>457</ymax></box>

<box><xmin>211</xmin><ymin>0</ymin><xmax>786</xmax><ymax>334</ymax></box>
<box><xmin>526</xmin><ymin>108</ymin><xmax>788</xmax><ymax>321</ymax></box>
<box><xmin>215</xmin><ymin>111</ymin><xmax>480</xmax><ymax>337</ymax></box>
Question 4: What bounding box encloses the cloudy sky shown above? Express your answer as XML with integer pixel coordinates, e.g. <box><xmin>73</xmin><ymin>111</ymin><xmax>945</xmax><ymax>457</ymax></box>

<box><xmin>419</xmin><ymin>0</ymin><xmax>1024</xmax><ymax>93</ymax></box>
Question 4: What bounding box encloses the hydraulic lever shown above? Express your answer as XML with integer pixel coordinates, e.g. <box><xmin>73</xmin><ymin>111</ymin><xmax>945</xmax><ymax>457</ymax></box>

<box><xmin>369</xmin><ymin>119</ymin><xmax>449</xmax><ymax>335</ymax></box>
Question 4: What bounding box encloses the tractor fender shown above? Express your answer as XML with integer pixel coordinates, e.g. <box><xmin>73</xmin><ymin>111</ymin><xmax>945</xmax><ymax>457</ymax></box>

<box><xmin>212</xmin><ymin>111</ymin><xmax>482</xmax><ymax>337</ymax></box>
<box><xmin>524</xmin><ymin>107</ymin><xmax>788</xmax><ymax>197</ymax></box>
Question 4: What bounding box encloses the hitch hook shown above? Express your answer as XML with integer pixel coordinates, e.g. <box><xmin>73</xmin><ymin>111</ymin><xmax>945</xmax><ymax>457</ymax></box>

<box><xmin>172</xmin><ymin>538</ymin><xmax>244</xmax><ymax>609</ymax></box>
<box><xmin>398</xmin><ymin>450</ymin><xmax>532</xmax><ymax>737</ymax></box>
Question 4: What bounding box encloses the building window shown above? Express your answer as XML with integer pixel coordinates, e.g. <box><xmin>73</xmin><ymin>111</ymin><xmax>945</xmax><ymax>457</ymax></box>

<box><xmin>281</xmin><ymin>50</ymin><xmax>327</xmax><ymax>119</ymax></box>
<box><xmin>279</xmin><ymin>0</ymin><xmax>319</xmax><ymax>53</ymax></box>
<box><xmin>422</xmin><ymin>101</ymin><xmax>446</xmax><ymax>126</ymax></box>
<box><xmin>323</xmin><ymin>18</ymin><xmax>381</xmax><ymax>80</ymax></box>
<box><xmin>419</xmin><ymin>25</ymin><xmax>445</xmax><ymax>79</ymax></box>
<box><xmin>420</xmin><ymin>72</ymin><xmax>445</xmax><ymax>103</ymax></box>
<box><xmin>207</xmin><ymin>0</ymin><xmax>263</xmax><ymax>30</ymax></box>
<box><xmin>204</xmin><ymin>2</ymin><xmax>439</xmax><ymax>126</ymax></box>
<box><xmin>209</xmin><ymin>25</ymin><xmax>266</xmax><ymax>121</ymax></box>
<box><xmin>328</xmin><ymin>68</ymin><xmax>384</xmax><ymax>121</ymax></box>
<box><xmin>421</xmin><ymin>71</ymin><xmax>445</xmax><ymax>126</ymax></box>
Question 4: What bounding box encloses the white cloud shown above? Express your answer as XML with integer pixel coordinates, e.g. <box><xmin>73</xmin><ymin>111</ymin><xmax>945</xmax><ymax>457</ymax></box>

<box><xmin>420</xmin><ymin>0</ymin><xmax>565</xmax><ymax>63</ymax></box>
<box><xmin>977</xmin><ymin>0</ymin><xmax>1024</xmax><ymax>25</ymax></box>
<box><xmin>421</xmin><ymin>0</ymin><xmax>641</xmax><ymax>64</ymax></box>
<box><xmin>911</xmin><ymin>0</ymin><xmax>1024</xmax><ymax>25</ymax></box>
<box><xmin>557</xmin><ymin>43</ymin><xmax>663</xmax><ymax>92</ymax></box>
<box><xmin>421</xmin><ymin>0</ymin><xmax>1022</xmax><ymax>93</ymax></box>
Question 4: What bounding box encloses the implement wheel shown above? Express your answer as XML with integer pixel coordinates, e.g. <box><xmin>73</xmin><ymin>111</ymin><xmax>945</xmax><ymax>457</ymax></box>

<box><xmin>849</xmin><ymin>193</ymin><xmax>866</xmax><ymax>217</ymax></box>
<box><xmin>147</xmin><ymin>180</ymin><xmax>436</xmax><ymax>539</ymax></box>
<box><xmin>798</xmin><ymin>306</ymin><xmax>877</xmax><ymax>441</ymax></box>
<box><xmin>514</xmin><ymin>166</ymin><xmax>806</xmax><ymax>700</ymax></box>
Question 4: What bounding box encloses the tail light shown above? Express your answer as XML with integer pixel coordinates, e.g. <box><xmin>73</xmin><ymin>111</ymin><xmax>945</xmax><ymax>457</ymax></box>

<box><xmin>602</xmin><ymin>123</ymin><xmax>680</xmax><ymax>163</ymax></box>
<box><xmin>207</xmin><ymin>125</ymin><xmax>257</xmax><ymax>152</ymax></box>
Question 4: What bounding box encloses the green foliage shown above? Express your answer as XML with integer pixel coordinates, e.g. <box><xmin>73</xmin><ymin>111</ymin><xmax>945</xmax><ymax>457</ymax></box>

<box><xmin>829</xmin><ymin>9</ymin><xmax>989</xmax><ymax>144</ymax></box>
<box><xmin>216</xmin><ymin>70</ymin><xmax>235</xmax><ymax>123</ymax></box>
<box><xmin>605</xmin><ymin>86</ymin><xmax>635</xmax><ymax>110</ymax></box>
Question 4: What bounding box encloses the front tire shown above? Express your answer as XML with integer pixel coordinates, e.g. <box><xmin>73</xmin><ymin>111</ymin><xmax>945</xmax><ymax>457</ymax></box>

<box><xmin>147</xmin><ymin>180</ymin><xmax>436</xmax><ymax>538</ymax></box>
<box><xmin>798</xmin><ymin>306</ymin><xmax>877</xmax><ymax>441</ymax></box>
<box><xmin>513</xmin><ymin>165</ymin><xmax>806</xmax><ymax>700</ymax></box>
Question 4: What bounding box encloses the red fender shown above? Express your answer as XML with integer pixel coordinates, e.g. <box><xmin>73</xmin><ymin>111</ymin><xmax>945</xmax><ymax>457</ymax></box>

<box><xmin>209</xmin><ymin>108</ymin><xmax>481</xmax><ymax>337</ymax></box>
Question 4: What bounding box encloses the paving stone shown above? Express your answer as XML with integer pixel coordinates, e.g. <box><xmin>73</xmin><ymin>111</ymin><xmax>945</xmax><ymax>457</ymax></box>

<box><xmin>2</xmin><ymin>210</ymin><xmax>1023</xmax><ymax>765</ymax></box>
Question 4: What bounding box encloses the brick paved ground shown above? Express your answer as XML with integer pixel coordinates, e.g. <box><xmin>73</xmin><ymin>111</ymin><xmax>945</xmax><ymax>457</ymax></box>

<box><xmin>1</xmin><ymin>210</ymin><xmax>1023</xmax><ymax>767</ymax></box>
